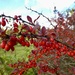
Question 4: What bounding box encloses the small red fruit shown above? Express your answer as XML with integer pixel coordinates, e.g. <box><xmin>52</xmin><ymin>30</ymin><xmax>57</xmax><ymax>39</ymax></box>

<box><xmin>25</xmin><ymin>41</ymin><xmax>30</xmax><ymax>47</ymax></box>
<box><xmin>5</xmin><ymin>44</ymin><xmax>10</xmax><ymax>51</ymax></box>
<box><xmin>21</xmin><ymin>41</ymin><xmax>26</xmax><ymax>46</ymax></box>
<box><xmin>13</xmin><ymin>22</ymin><xmax>18</xmax><ymax>27</ymax></box>
<box><xmin>32</xmin><ymin>50</ymin><xmax>37</xmax><ymax>55</ymax></box>
<box><xmin>11</xmin><ymin>46</ymin><xmax>14</xmax><ymax>51</ymax></box>
<box><xmin>0</xmin><ymin>40</ymin><xmax>7</xmax><ymax>49</ymax></box>
<box><xmin>14</xmin><ymin>27</ymin><xmax>19</xmax><ymax>32</ymax></box>
<box><xmin>1</xmin><ymin>20</ymin><xmax>6</xmax><ymax>26</ymax></box>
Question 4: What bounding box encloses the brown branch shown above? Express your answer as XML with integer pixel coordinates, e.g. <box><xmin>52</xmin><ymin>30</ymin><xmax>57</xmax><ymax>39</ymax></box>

<box><xmin>20</xmin><ymin>32</ymin><xmax>75</xmax><ymax>50</ymax></box>
<box><xmin>25</xmin><ymin>6</ymin><xmax>55</xmax><ymax>28</ymax></box>
<box><xmin>55</xmin><ymin>38</ymin><xmax>75</xmax><ymax>50</ymax></box>
<box><xmin>0</xmin><ymin>14</ymin><xmax>35</xmax><ymax>26</ymax></box>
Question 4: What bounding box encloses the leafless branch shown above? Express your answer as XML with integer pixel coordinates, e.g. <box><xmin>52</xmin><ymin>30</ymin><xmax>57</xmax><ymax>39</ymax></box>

<box><xmin>25</xmin><ymin>6</ymin><xmax>55</xmax><ymax>28</ymax></box>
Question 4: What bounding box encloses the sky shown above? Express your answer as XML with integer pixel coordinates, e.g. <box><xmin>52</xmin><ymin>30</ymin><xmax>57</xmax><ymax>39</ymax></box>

<box><xmin>0</xmin><ymin>0</ymin><xmax>75</xmax><ymax>28</ymax></box>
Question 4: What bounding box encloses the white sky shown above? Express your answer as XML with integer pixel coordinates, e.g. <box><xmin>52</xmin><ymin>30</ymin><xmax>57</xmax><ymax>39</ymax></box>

<box><xmin>25</xmin><ymin>0</ymin><xmax>75</xmax><ymax>10</ymax></box>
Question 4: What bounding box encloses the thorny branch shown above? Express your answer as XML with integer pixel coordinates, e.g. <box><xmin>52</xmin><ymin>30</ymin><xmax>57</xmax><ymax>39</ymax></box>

<box><xmin>0</xmin><ymin>13</ymin><xmax>75</xmax><ymax>50</ymax></box>
<box><xmin>25</xmin><ymin>6</ymin><xmax>55</xmax><ymax>28</ymax></box>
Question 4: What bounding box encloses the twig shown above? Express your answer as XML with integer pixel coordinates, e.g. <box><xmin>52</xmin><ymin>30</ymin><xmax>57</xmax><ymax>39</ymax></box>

<box><xmin>55</xmin><ymin>38</ymin><xmax>75</xmax><ymax>50</ymax></box>
<box><xmin>25</xmin><ymin>6</ymin><xmax>55</xmax><ymax>27</ymax></box>
<box><xmin>0</xmin><ymin>14</ymin><xmax>35</xmax><ymax>26</ymax></box>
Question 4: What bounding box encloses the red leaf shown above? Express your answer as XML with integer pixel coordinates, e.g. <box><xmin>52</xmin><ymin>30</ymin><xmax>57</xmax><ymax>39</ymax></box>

<box><xmin>27</xmin><ymin>16</ymin><xmax>32</xmax><ymax>22</ymax></box>
<box><xmin>34</xmin><ymin>15</ymin><xmax>40</xmax><ymax>23</ymax></box>
<box><xmin>6</xmin><ymin>19</ymin><xmax>8</xmax><ymax>23</ymax></box>
<box><xmin>41</xmin><ymin>26</ymin><xmax>46</xmax><ymax>35</ymax></box>
<box><xmin>1</xmin><ymin>20</ymin><xmax>6</xmax><ymax>26</ymax></box>
<box><xmin>33</xmin><ymin>22</ymin><xmax>40</xmax><ymax>30</ymax></box>
<box><xmin>13</xmin><ymin>27</ymin><xmax>19</xmax><ymax>32</ymax></box>
<box><xmin>13</xmin><ymin>22</ymin><xmax>18</xmax><ymax>27</ymax></box>
<box><xmin>14</xmin><ymin>15</ymin><xmax>18</xmax><ymax>19</ymax></box>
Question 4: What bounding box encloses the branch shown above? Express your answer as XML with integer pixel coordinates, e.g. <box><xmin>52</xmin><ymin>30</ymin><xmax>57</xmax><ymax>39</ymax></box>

<box><xmin>55</xmin><ymin>38</ymin><xmax>75</xmax><ymax>50</ymax></box>
<box><xmin>25</xmin><ymin>6</ymin><xmax>55</xmax><ymax>28</ymax></box>
<box><xmin>21</xmin><ymin>32</ymin><xmax>75</xmax><ymax>50</ymax></box>
<box><xmin>0</xmin><ymin>14</ymin><xmax>35</xmax><ymax>26</ymax></box>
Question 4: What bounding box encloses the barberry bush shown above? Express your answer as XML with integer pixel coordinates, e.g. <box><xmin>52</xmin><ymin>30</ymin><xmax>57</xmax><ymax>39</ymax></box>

<box><xmin>0</xmin><ymin>8</ymin><xmax>75</xmax><ymax>75</ymax></box>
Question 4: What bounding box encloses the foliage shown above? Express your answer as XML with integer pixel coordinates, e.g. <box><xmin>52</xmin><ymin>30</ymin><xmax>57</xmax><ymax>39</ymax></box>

<box><xmin>0</xmin><ymin>44</ymin><xmax>34</xmax><ymax>75</ymax></box>
<box><xmin>0</xmin><ymin>8</ymin><xmax>75</xmax><ymax>75</ymax></box>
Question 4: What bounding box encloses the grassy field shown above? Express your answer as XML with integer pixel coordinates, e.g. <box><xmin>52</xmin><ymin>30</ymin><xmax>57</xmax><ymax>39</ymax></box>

<box><xmin>0</xmin><ymin>44</ymin><xmax>35</xmax><ymax>75</ymax></box>
<box><xmin>0</xmin><ymin>44</ymin><xmax>75</xmax><ymax>75</ymax></box>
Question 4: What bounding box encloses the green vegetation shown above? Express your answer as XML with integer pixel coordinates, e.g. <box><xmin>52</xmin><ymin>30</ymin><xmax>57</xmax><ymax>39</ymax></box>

<box><xmin>0</xmin><ymin>44</ymin><xmax>34</xmax><ymax>75</ymax></box>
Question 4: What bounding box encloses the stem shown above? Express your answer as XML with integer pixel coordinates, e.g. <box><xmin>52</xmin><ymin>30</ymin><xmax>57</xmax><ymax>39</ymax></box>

<box><xmin>14</xmin><ymin>49</ymin><xmax>16</xmax><ymax>61</ymax></box>
<box><xmin>56</xmin><ymin>71</ymin><xmax>59</xmax><ymax>75</ymax></box>
<box><xmin>0</xmin><ymin>14</ymin><xmax>35</xmax><ymax>26</ymax></box>
<box><xmin>32</xmin><ymin>68</ymin><xmax>38</xmax><ymax>75</ymax></box>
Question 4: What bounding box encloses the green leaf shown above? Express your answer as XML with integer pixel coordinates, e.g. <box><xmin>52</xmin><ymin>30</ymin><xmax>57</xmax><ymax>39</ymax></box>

<box><xmin>4</xmin><ymin>65</ymin><xmax>13</xmax><ymax>73</ymax></box>
<box><xmin>0</xmin><ymin>57</ymin><xmax>4</xmax><ymax>64</ymax></box>
<box><xmin>0</xmin><ymin>70</ymin><xmax>4</xmax><ymax>75</ymax></box>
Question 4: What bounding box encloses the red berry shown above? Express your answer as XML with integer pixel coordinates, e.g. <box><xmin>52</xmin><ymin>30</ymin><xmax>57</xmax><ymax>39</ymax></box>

<box><xmin>34</xmin><ymin>42</ymin><xmax>38</xmax><ymax>47</ymax></box>
<box><xmin>32</xmin><ymin>50</ymin><xmax>37</xmax><ymax>55</ymax></box>
<box><xmin>30</xmin><ymin>38</ymin><xmax>33</xmax><ymax>44</ymax></box>
<box><xmin>13</xmin><ymin>22</ymin><xmax>18</xmax><ymax>27</ymax></box>
<box><xmin>21</xmin><ymin>41</ymin><xmax>26</xmax><ymax>46</ymax></box>
<box><xmin>70</xmin><ymin>52</ymin><xmax>74</xmax><ymax>57</ymax></box>
<box><xmin>5</xmin><ymin>44</ymin><xmax>10</xmax><ymax>51</ymax></box>
<box><xmin>11</xmin><ymin>46</ymin><xmax>14</xmax><ymax>51</ymax></box>
<box><xmin>0</xmin><ymin>40</ymin><xmax>7</xmax><ymax>49</ymax></box>
<box><xmin>1</xmin><ymin>20</ymin><xmax>6</xmax><ymax>26</ymax></box>
<box><xmin>25</xmin><ymin>41</ymin><xmax>30</xmax><ymax>47</ymax></box>
<box><xmin>20</xmin><ymin>36</ymin><xmax>25</xmax><ymax>41</ymax></box>
<box><xmin>7</xmin><ymin>41</ymin><xmax>14</xmax><ymax>47</ymax></box>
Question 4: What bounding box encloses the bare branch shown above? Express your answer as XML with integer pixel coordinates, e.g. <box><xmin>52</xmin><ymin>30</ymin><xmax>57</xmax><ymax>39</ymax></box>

<box><xmin>25</xmin><ymin>6</ymin><xmax>55</xmax><ymax>28</ymax></box>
